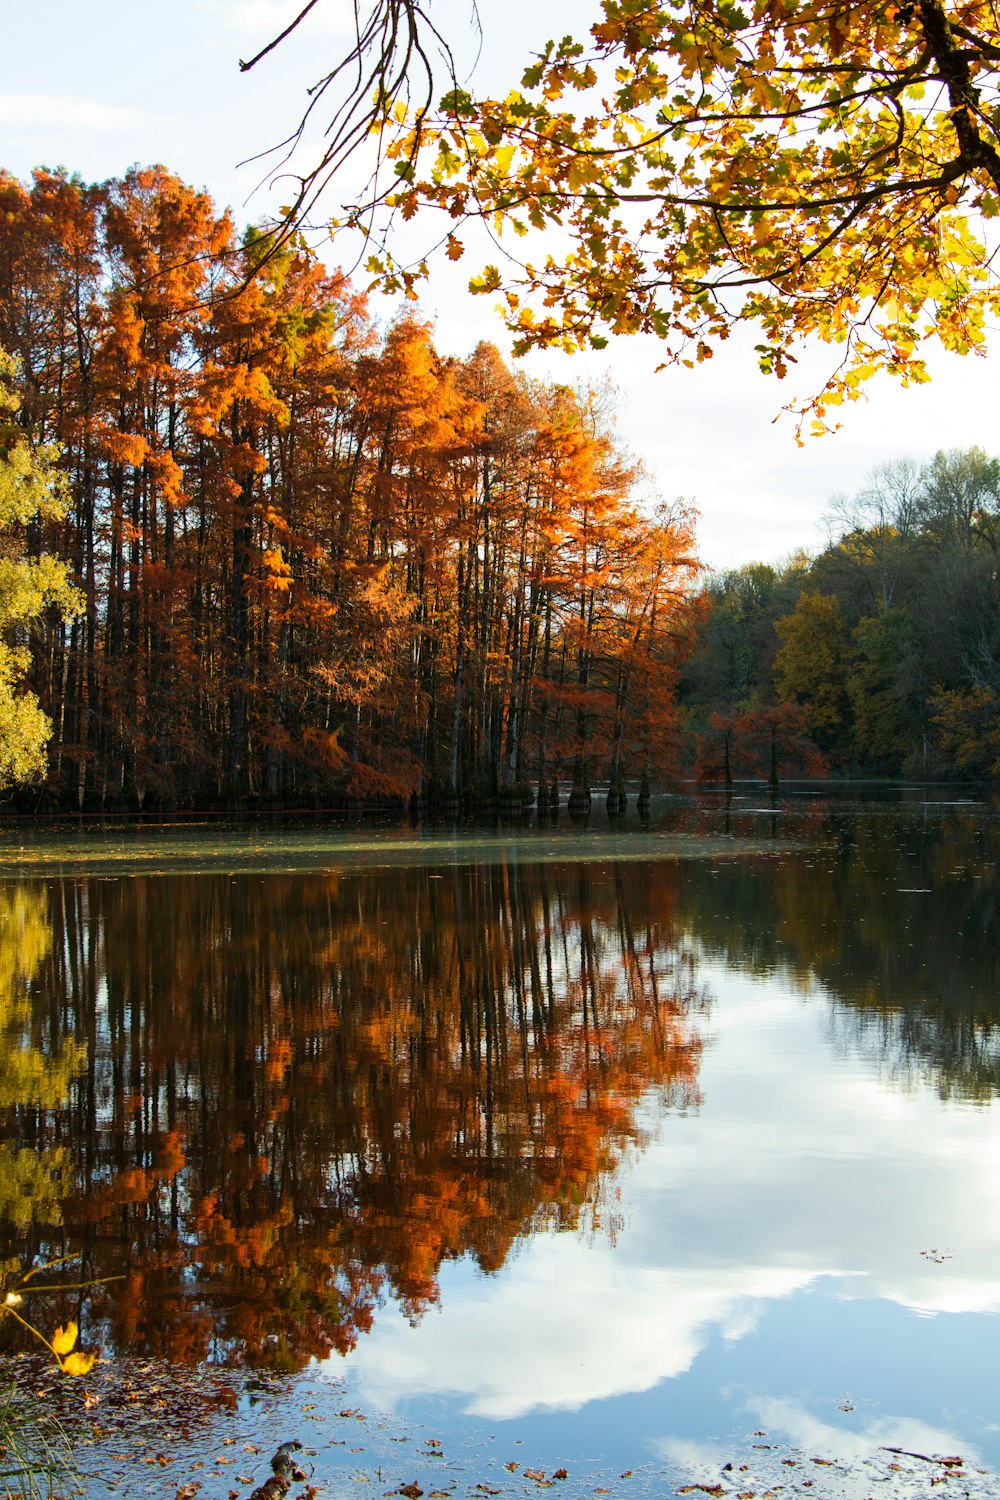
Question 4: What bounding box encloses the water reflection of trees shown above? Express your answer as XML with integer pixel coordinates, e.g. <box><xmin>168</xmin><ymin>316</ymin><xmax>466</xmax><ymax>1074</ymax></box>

<box><xmin>0</xmin><ymin>861</ymin><xmax>706</xmax><ymax>1371</ymax></box>
<box><xmin>676</xmin><ymin>801</ymin><xmax>1000</xmax><ymax>1101</ymax></box>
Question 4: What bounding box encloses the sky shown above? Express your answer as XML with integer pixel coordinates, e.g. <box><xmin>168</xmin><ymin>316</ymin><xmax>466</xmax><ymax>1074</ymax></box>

<box><xmin>5</xmin><ymin>0</ymin><xmax>1000</xmax><ymax>569</ymax></box>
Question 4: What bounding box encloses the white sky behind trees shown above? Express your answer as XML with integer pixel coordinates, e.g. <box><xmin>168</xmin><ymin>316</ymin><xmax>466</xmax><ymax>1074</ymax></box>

<box><xmin>4</xmin><ymin>0</ymin><xmax>999</xmax><ymax>569</ymax></box>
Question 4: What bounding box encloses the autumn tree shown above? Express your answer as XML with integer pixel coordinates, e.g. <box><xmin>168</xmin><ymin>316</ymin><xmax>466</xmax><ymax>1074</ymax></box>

<box><xmin>0</xmin><ymin>168</ymin><xmax>702</xmax><ymax>809</ymax></box>
<box><xmin>773</xmin><ymin>592</ymin><xmax>851</xmax><ymax>759</ymax></box>
<box><xmin>0</xmin><ymin>348</ymin><xmax>81</xmax><ymax>788</ymax></box>
<box><xmin>247</xmin><ymin>1</ymin><xmax>1000</xmax><ymax>420</ymax></box>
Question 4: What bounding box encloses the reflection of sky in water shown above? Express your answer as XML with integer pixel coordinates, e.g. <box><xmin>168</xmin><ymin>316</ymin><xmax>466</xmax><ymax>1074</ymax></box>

<box><xmin>6</xmin><ymin>797</ymin><xmax>999</xmax><ymax>1499</ymax></box>
<box><xmin>333</xmin><ymin>961</ymin><xmax>1000</xmax><ymax>1474</ymax></box>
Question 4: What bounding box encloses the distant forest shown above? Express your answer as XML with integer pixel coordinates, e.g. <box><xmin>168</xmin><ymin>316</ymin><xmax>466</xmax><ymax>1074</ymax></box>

<box><xmin>0</xmin><ymin>166</ymin><xmax>998</xmax><ymax>811</ymax></box>
<box><xmin>683</xmin><ymin>448</ymin><xmax>1000</xmax><ymax>785</ymax></box>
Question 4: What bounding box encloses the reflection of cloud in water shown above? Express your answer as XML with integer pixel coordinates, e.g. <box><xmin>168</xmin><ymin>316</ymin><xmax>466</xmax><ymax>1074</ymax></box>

<box><xmin>343</xmin><ymin>1241</ymin><xmax>817</xmax><ymax>1419</ymax></box>
<box><xmin>651</xmin><ymin>1437</ymin><xmax>729</xmax><ymax>1476</ymax></box>
<box><xmin>743</xmin><ymin>1395</ymin><xmax>973</xmax><ymax>1467</ymax></box>
<box><xmin>340</xmin><ymin>965</ymin><xmax>1000</xmax><ymax>1425</ymax></box>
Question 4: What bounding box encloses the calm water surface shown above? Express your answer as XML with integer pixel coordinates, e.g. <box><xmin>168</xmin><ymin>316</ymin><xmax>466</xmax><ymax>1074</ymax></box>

<box><xmin>2</xmin><ymin>790</ymin><xmax>999</xmax><ymax>1500</ymax></box>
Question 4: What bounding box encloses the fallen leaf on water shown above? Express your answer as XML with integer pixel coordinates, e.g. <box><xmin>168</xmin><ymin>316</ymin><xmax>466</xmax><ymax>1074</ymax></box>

<box><xmin>676</xmin><ymin>1487</ymin><xmax>725</xmax><ymax>1498</ymax></box>
<box><xmin>398</xmin><ymin>1486</ymin><xmax>423</xmax><ymax>1499</ymax></box>
<box><xmin>505</xmin><ymin>1463</ymin><xmax>519</xmax><ymax>1472</ymax></box>
<box><xmin>553</xmin><ymin>1471</ymin><xmax>568</xmax><ymax>1481</ymax></box>
<box><xmin>524</xmin><ymin>1471</ymin><xmax>546</xmax><ymax>1482</ymax></box>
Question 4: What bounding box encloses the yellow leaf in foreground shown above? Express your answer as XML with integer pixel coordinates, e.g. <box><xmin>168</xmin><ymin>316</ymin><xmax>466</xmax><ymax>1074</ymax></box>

<box><xmin>52</xmin><ymin>1321</ymin><xmax>78</xmax><ymax>1355</ymax></box>
<box><xmin>61</xmin><ymin>1350</ymin><xmax>97</xmax><ymax>1376</ymax></box>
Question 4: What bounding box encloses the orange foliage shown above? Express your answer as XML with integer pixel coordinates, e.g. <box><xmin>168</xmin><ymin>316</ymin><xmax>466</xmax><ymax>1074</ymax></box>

<box><xmin>0</xmin><ymin>167</ymin><xmax>700</xmax><ymax>810</ymax></box>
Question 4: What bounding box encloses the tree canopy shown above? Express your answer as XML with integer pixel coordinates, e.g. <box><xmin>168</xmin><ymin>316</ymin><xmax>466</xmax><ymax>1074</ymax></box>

<box><xmin>250</xmin><ymin>0</ymin><xmax>1000</xmax><ymax>424</ymax></box>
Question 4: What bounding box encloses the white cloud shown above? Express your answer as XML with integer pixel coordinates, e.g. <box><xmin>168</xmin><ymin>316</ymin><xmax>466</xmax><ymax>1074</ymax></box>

<box><xmin>0</xmin><ymin>94</ymin><xmax>147</xmax><ymax>133</ymax></box>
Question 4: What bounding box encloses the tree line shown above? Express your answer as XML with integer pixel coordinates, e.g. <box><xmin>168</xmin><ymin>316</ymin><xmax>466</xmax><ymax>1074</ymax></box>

<box><xmin>681</xmin><ymin>448</ymin><xmax>1000</xmax><ymax>783</ymax></box>
<box><xmin>0</xmin><ymin>166</ymin><xmax>700</xmax><ymax>813</ymax></box>
<box><xmin>3</xmin><ymin>165</ymin><xmax>999</xmax><ymax>809</ymax></box>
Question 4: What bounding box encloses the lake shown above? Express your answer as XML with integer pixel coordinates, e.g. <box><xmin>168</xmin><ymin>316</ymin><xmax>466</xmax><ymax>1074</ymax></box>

<box><xmin>2</xmin><ymin>789</ymin><xmax>999</xmax><ymax>1500</ymax></box>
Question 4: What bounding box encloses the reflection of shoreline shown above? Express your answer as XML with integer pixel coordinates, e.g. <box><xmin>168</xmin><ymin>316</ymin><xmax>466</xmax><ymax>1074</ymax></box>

<box><xmin>3</xmin><ymin>807</ymin><xmax>999</xmax><ymax>1500</ymax></box>
<box><xmin>0</xmin><ymin>829</ymin><xmax>793</xmax><ymax>876</ymax></box>
<box><xmin>672</xmin><ymin>803</ymin><xmax>1000</xmax><ymax>1101</ymax></box>
<box><xmin>0</xmin><ymin>859</ymin><xmax>707</xmax><ymax>1372</ymax></box>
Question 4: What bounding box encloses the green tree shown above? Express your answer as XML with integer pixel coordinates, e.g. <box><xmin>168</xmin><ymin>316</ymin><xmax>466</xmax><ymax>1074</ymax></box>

<box><xmin>849</xmin><ymin>609</ymin><xmax>926</xmax><ymax>772</ymax></box>
<box><xmin>0</xmin><ymin>349</ymin><xmax>81</xmax><ymax>789</ymax></box>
